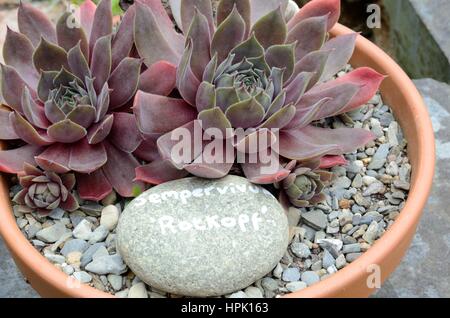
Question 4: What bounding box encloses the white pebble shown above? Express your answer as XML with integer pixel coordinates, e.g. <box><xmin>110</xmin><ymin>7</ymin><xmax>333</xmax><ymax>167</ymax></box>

<box><xmin>128</xmin><ymin>282</ymin><xmax>148</xmax><ymax>298</ymax></box>
<box><xmin>100</xmin><ymin>205</ymin><xmax>120</xmax><ymax>231</ymax></box>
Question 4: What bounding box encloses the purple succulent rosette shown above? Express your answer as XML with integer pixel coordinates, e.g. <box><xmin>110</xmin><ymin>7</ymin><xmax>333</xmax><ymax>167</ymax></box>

<box><xmin>0</xmin><ymin>0</ymin><xmax>145</xmax><ymax>201</ymax></box>
<box><xmin>132</xmin><ymin>0</ymin><xmax>383</xmax><ymax>186</ymax></box>
<box><xmin>13</xmin><ymin>163</ymin><xmax>79</xmax><ymax>214</ymax></box>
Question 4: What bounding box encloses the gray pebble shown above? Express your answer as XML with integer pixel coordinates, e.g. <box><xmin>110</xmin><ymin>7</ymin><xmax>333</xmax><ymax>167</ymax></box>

<box><xmin>362</xmin><ymin>221</ymin><xmax>379</xmax><ymax>244</ymax></box>
<box><xmin>335</xmin><ymin>254</ymin><xmax>347</xmax><ymax>269</ymax></box>
<box><xmin>285</xmin><ymin>281</ymin><xmax>307</xmax><ymax>292</ymax></box>
<box><xmin>73</xmin><ymin>271</ymin><xmax>92</xmax><ymax>284</ymax></box>
<box><xmin>88</xmin><ymin>225</ymin><xmax>109</xmax><ymax>244</ymax></box>
<box><xmin>322</xmin><ymin>249</ymin><xmax>335</xmax><ymax>268</ymax></box>
<box><xmin>36</xmin><ymin>222</ymin><xmax>68</xmax><ymax>243</ymax></box>
<box><xmin>363</xmin><ymin>182</ymin><xmax>384</xmax><ymax>196</ymax></box>
<box><xmin>282</xmin><ymin>268</ymin><xmax>301</xmax><ymax>282</ymax></box>
<box><xmin>48</xmin><ymin>208</ymin><xmax>65</xmax><ymax>220</ymax></box>
<box><xmin>301</xmin><ymin>271</ymin><xmax>320</xmax><ymax>286</ymax></box>
<box><xmin>346</xmin><ymin>253</ymin><xmax>362</xmax><ymax>263</ymax></box>
<box><xmin>368</xmin><ymin>144</ymin><xmax>390</xmax><ymax>170</ymax></box>
<box><xmin>44</xmin><ymin>253</ymin><xmax>66</xmax><ymax>264</ymax></box>
<box><xmin>291</xmin><ymin>242</ymin><xmax>311</xmax><ymax>259</ymax></box>
<box><xmin>261</xmin><ymin>277</ymin><xmax>278</xmax><ymax>291</ymax></box>
<box><xmin>73</xmin><ymin>219</ymin><xmax>93</xmax><ymax>240</ymax></box>
<box><xmin>85</xmin><ymin>254</ymin><xmax>126</xmax><ymax>275</ymax></box>
<box><xmin>301</xmin><ymin>210</ymin><xmax>327</xmax><ymax>230</ymax></box>
<box><xmin>80</xmin><ymin>243</ymin><xmax>106</xmax><ymax>267</ymax></box>
<box><xmin>342</xmin><ymin>243</ymin><xmax>361</xmax><ymax>254</ymax></box>
<box><xmin>107</xmin><ymin>274</ymin><xmax>123</xmax><ymax>291</ymax></box>
<box><xmin>60</xmin><ymin>239</ymin><xmax>89</xmax><ymax>257</ymax></box>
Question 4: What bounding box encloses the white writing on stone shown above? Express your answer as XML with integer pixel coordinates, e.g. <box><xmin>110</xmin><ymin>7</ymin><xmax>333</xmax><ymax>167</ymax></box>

<box><xmin>133</xmin><ymin>183</ymin><xmax>274</xmax><ymax>206</ymax></box>
<box><xmin>152</xmin><ymin>206</ymin><xmax>269</xmax><ymax>235</ymax></box>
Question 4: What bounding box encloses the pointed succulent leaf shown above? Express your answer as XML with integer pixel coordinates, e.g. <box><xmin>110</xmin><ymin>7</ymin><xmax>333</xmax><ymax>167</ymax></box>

<box><xmin>288</xmin><ymin>97</ymin><xmax>331</xmax><ymax>129</ymax></box>
<box><xmin>37</xmin><ymin>71</ymin><xmax>57</xmax><ymax>102</ymax></box>
<box><xmin>217</xmin><ymin>0</ymin><xmax>251</xmax><ymax>36</ymax></box>
<box><xmin>44</xmin><ymin>100</ymin><xmax>65</xmax><ymax>124</ymax></box>
<box><xmin>76</xmin><ymin>169</ymin><xmax>112</xmax><ymax>201</ymax></box>
<box><xmin>265</xmin><ymin>43</ymin><xmax>295</xmax><ymax>81</ymax></box>
<box><xmin>203</xmin><ymin>53</ymin><xmax>218</xmax><ymax>83</ymax></box>
<box><xmin>251</xmin><ymin>7</ymin><xmax>287</xmax><ymax>49</ymax></box>
<box><xmin>56</xmin><ymin>12</ymin><xmax>88</xmax><ymax>58</ymax></box>
<box><xmin>0</xmin><ymin>145</ymin><xmax>43</xmax><ymax>174</ymax></box>
<box><xmin>135</xmin><ymin>159</ymin><xmax>189</xmax><ymax>185</ymax></box>
<box><xmin>176</xmin><ymin>40</ymin><xmax>201</xmax><ymax>106</ymax></box>
<box><xmin>180</xmin><ymin>0</ymin><xmax>215</xmax><ymax>35</ymax></box>
<box><xmin>90</xmin><ymin>35</ymin><xmax>112</xmax><ymax>92</ymax></box>
<box><xmin>108</xmin><ymin>58</ymin><xmax>143</xmax><ymax>109</ymax></box>
<box><xmin>102</xmin><ymin>142</ymin><xmax>144</xmax><ymax>198</ymax></box>
<box><xmin>196</xmin><ymin>82</ymin><xmax>217</xmax><ymax>112</ymax></box>
<box><xmin>139</xmin><ymin>61</ymin><xmax>177</xmax><ymax>96</ymax></box>
<box><xmin>312</xmin><ymin>67</ymin><xmax>385</xmax><ymax>113</ymax></box>
<box><xmin>1</xmin><ymin>64</ymin><xmax>29</xmax><ymax>113</ymax></box>
<box><xmin>95</xmin><ymin>82</ymin><xmax>111</xmax><ymax>123</ymax></box>
<box><xmin>34</xmin><ymin>143</ymin><xmax>71</xmax><ymax>173</ymax></box>
<box><xmin>287</xmin><ymin>15</ymin><xmax>328</xmax><ymax>60</ymax></box>
<box><xmin>134</xmin><ymin>1</ymin><xmax>182</xmax><ymax>67</ymax></box>
<box><xmin>224</xmin><ymin>98</ymin><xmax>265</xmax><ymax>129</ymax></box>
<box><xmin>211</xmin><ymin>7</ymin><xmax>246</xmax><ymax>62</ymax></box>
<box><xmin>69</xmin><ymin>138</ymin><xmax>107</xmax><ymax>173</ymax></box>
<box><xmin>295</xmin><ymin>83</ymin><xmax>359</xmax><ymax>122</ymax></box>
<box><xmin>320</xmin><ymin>155</ymin><xmax>347</xmax><ymax>168</ymax></box>
<box><xmin>289</xmin><ymin>50</ymin><xmax>330</xmax><ymax>89</ymax></box>
<box><xmin>33</xmin><ymin>38</ymin><xmax>69</xmax><ymax>72</ymax></box>
<box><xmin>0</xmin><ymin>108</ymin><xmax>19</xmax><ymax>140</ymax></box>
<box><xmin>198</xmin><ymin>107</ymin><xmax>232</xmax><ymax>135</ymax></box>
<box><xmin>320</xmin><ymin>33</ymin><xmax>357</xmax><ymax>81</ymax></box>
<box><xmin>89</xmin><ymin>0</ymin><xmax>113</xmax><ymax>54</ymax></box>
<box><xmin>111</xmin><ymin>4</ymin><xmax>135</xmax><ymax>70</ymax></box>
<box><xmin>235</xmin><ymin>128</ymin><xmax>277</xmax><ymax>154</ymax></box>
<box><xmin>288</xmin><ymin>0</ymin><xmax>340</xmax><ymax>31</ymax></box>
<box><xmin>216</xmin><ymin>87</ymin><xmax>240</xmax><ymax>111</ymax></box>
<box><xmin>230</xmin><ymin>33</ymin><xmax>265</xmax><ymax>63</ymax></box>
<box><xmin>133</xmin><ymin>91</ymin><xmax>197</xmax><ymax>136</ymax></box>
<box><xmin>21</xmin><ymin>87</ymin><xmax>50</xmax><ymax>129</ymax></box>
<box><xmin>79</xmin><ymin>0</ymin><xmax>96</xmax><ymax>38</ymax></box>
<box><xmin>18</xmin><ymin>1</ymin><xmax>56</xmax><ymax>46</ymax></box>
<box><xmin>87</xmin><ymin>114</ymin><xmax>114</xmax><ymax>144</ymax></box>
<box><xmin>10</xmin><ymin>112</ymin><xmax>54</xmax><ymax>146</ymax></box>
<box><xmin>3</xmin><ymin>27</ymin><xmax>39</xmax><ymax>88</ymax></box>
<box><xmin>186</xmin><ymin>9</ymin><xmax>212</xmax><ymax>81</ymax></box>
<box><xmin>185</xmin><ymin>160</ymin><xmax>234</xmax><ymax>180</ymax></box>
<box><xmin>241</xmin><ymin>151</ymin><xmax>290</xmax><ymax>184</ymax></box>
<box><xmin>249</xmin><ymin>0</ymin><xmax>289</xmax><ymax>25</ymax></box>
<box><xmin>67</xmin><ymin>43</ymin><xmax>91</xmax><ymax>82</ymax></box>
<box><xmin>260</xmin><ymin>104</ymin><xmax>296</xmax><ymax>129</ymax></box>
<box><xmin>47</xmin><ymin>119</ymin><xmax>87</xmax><ymax>143</ymax></box>
<box><xmin>285</xmin><ymin>72</ymin><xmax>314</xmax><ymax>105</ymax></box>
<box><xmin>53</xmin><ymin>67</ymin><xmax>82</xmax><ymax>87</ymax></box>
<box><xmin>66</xmin><ymin>105</ymin><xmax>96</xmax><ymax>128</ymax></box>
<box><xmin>266</xmin><ymin>90</ymin><xmax>286</xmax><ymax>117</ymax></box>
<box><xmin>108</xmin><ymin>112</ymin><xmax>142</xmax><ymax>153</ymax></box>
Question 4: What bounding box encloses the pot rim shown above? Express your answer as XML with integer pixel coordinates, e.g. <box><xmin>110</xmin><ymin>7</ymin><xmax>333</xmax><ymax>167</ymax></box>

<box><xmin>0</xmin><ymin>23</ymin><xmax>435</xmax><ymax>298</ymax></box>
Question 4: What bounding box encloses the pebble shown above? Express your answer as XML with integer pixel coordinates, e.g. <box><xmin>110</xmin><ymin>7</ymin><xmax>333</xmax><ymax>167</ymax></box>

<box><xmin>388</xmin><ymin>122</ymin><xmax>399</xmax><ymax>146</ymax></box>
<box><xmin>362</xmin><ymin>176</ymin><xmax>377</xmax><ymax>186</ymax></box>
<box><xmin>80</xmin><ymin>203</ymin><xmax>103</xmax><ymax>216</ymax></box>
<box><xmin>393</xmin><ymin>180</ymin><xmax>410</xmax><ymax>191</ymax></box>
<box><xmin>88</xmin><ymin>225</ymin><xmax>109</xmax><ymax>244</ymax></box>
<box><xmin>48</xmin><ymin>208</ymin><xmax>65</xmax><ymax>220</ymax></box>
<box><xmin>342</xmin><ymin>243</ymin><xmax>361</xmax><ymax>254</ymax></box>
<box><xmin>80</xmin><ymin>243</ymin><xmax>106</xmax><ymax>268</ymax></box>
<box><xmin>229</xmin><ymin>291</ymin><xmax>248</xmax><ymax>298</ymax></box>
<box><xmin>302</xmin><ymin>210</ymin><xmax>327</xmax><ymax>230</ymax></box>
<box><xmin>333</xmin><ymin>176</ymin><xmax>352</xmax><ymax>189</ymax></box>
<box><xmin>107</xmin><ymin>274</ymin><xmax>123</xmax><ymax>291</ymax></box>
<box><xmin>318</xmin><ymin>239</ymin><xmax>343</xmax><ymax>258</ymax></box>
<box><xmin>282</xmin><ymin>268</ymin><xmax>301</xmax><ymax>282</ymax></box>
<box><xmin>363</xmin><ymin>181</ymin><xmax>385</xmax><ymax>196</ymax></box>
<box><xmin>273</xmin><ymin>263</ymin><xmax>283</xmax><ymax>279</ymax></box>
<box><xmin>100</xmin><ymin>205</ymin><xmax>120</xmax><ymax>231</ymax></box>
<box><xmin>115</xmin><ymin>289</ymin><xmax>129</xmax><ymax>298</ymax></box>
<box><xmin>73</xmin><ymin>271</ymin><xmax>92</xmax><ymax>284</ymax></box>
<box><xmin>85</xmin><ymin>254</ymin><xmax>127</xmax><ymax>275</ymax></box>
<box><xmin>36</xmin><ymin>222</ymin><xmax>68</xmax><ymax>243</ymax></box>
<box><xmin>261</xmin><ymin>277</ymin><xmax>278</xmax><ymax>291</ymax></box>
<box><xmin>73</xmin><ymin>220</ymin><xmax>93</xmax><ymax>240</ymax></box>
<box><xmin>44</xmin><ymin>253</ymin><xmax>66</xmax><ymax>264</ymax></box>
<box><xmin>351</xmin><ymin>174</ymin><xmax>363</xmax><ymax>188</ymax></box>
<box><xmin>367</xmin><ymin>144</ymin><xmax>390</xmax><ymax>170</ymax></box>
<box><xmin>287</xmin><ymin>207</ymin><xmax>301</xmax><ymax>227</ymax></box>
<box><xmin>346</xmin><ymin>160</ymin><xmax>364</xmax><ymax>174</ymax></box>
<box><xmin>291</xmin><ymin>242</ymin><xmax>311</xmax><ymax>259</ymax></box>
<box><xmin>335</xmin><ymin>254</ymin><xmax>347</xmax><ymax>269</ymax></box>
<box><xmin>362</xmin><ymin>221</ymin><xmax>379</xmax><ymax>244</ymax></box>
<box><xmin>60</xmin><ymin>239</ymin><xmax>89</xmax><ymax>257</ymax></box>
<box><xmin>67</xmin><ymin>251</ymin><xmax>82</xmax><ymax>265</ymax></box>
<box><xmin>128</xmin><ymin>282</ymin><xmax>148</xmax><ymax>298</ymax></box>
<box><xmin>322</xmin><ymin>249</ymin><xmax>335</xmax><ymax>268</ymax></box>
<box><xmin>62</xmin><ymin>265</ymin><xmax>75</xmax><ymax>275</ymax></box>
<box><xmin>301</xmin><ymin>271</ymin><xmax>320</xmax><ymax>286</ymax></box>
<box><xmin>346</xmin><ymin>253</ymin><xmax>362</xmax><ymax>263</ymax></box>
<box><xmin>285</xmin><ymin>281</ymin><xmax>307</xmax><ymax>292</ymax></box>
<box><xmin>244</xmin><ymin>286</ymin><xmax>263</xmax><ymax>298</ymax></box>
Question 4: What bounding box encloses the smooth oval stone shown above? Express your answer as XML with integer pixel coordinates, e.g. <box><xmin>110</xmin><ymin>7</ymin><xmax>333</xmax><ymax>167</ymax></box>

<box><xmin>116</xmin><ymin>175</ymin><xmax>289</xmax><ymax>297</ymax></box>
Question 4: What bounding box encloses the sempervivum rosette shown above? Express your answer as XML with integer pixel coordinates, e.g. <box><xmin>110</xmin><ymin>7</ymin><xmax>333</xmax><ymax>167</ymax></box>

<box><xmin>13</xmin><ymin>163</ymin><xmax>79</xmax><ymax>214</ymax></box>
<box><xmin>0</xmin><ymin>0</ymin><xmax>146</xmax><ymax>200</ymax></box>
<box><xmin>132</xmin><ymin>0</ymin><xmax>383</xmax><ymax>185</ymax></box>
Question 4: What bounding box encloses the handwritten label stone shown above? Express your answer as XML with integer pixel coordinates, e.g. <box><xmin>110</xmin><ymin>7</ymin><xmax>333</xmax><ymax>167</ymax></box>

<box><xmin>116</xmin><ymin>176</ymin><xmax>289</xmax><ymax>297</ymax></box>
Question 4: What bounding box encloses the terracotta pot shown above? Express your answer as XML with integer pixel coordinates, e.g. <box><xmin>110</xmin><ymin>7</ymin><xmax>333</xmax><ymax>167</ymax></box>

<box><xmin>0</xmin><ymin>23</ymin><xmax>435</xmax><ymax>298</ymax></box>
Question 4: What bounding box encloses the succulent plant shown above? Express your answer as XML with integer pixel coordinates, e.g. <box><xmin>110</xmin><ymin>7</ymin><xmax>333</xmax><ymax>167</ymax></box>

<box><xmin>13</xmin><ymin>163</ymin><xmax>79</xmax><ymax>214</ymax></box>
<box><xmin>0</xmin><ymin>0</ymin><xmax>146</xmax><ymax>201</ymax></box>
<box><xmin>132</xmin><ymin>0</ymin><xmax>383</xmax><ymax>185</ymax></box>
<box><xmin>277</xmin><ymin>159</ymin><xmax>333</xmax><ymax>207</ymax></box>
